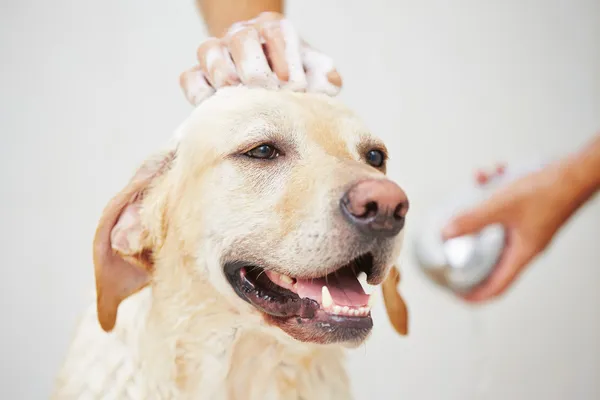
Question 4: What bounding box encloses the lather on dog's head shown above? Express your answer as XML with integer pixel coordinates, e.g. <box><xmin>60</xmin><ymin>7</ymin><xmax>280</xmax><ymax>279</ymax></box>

<box><xmin>94</xmin><ymin>86</ymin><xmax>409</xmax><ymax>346</ymax></box>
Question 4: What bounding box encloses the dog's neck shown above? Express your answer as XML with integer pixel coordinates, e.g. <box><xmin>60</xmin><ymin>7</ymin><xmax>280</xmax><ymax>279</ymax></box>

<box><xmin>130</xmin><ymin>258</ymin><xmax>352</xmax><ymax>399</ymax></box>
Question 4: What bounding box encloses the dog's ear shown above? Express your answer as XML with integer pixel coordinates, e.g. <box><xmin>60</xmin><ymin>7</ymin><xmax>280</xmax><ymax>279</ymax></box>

<box><xmin>93</xmin><ymin>150</ymin><xmax>175</xmax><ymax>332</ymax></box>
<box><xmin>381</xmin><ymin>265</ymin><xmax>409</xmax><ymax>336</ymax></box>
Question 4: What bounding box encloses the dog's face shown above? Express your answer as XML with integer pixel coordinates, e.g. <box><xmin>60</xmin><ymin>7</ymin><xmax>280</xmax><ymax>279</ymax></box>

<box><xmin>93</xmin><ymin>87</ymin><xmax>409</xmax><ymax>346</ymax></box>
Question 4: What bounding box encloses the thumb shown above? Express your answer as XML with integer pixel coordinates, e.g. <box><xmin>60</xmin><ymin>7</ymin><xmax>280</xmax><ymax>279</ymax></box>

<box><xmin>441</xmin><ymin>199</ymin><xmax>503</xmax><ymax>240</ymax></box>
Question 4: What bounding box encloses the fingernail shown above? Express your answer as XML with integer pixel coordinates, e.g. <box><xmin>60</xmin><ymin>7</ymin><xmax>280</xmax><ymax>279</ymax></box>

<box><xmin>327</xmin><ymin>70</ymin><xmax>342</xmax><ymax>87</ymax></box>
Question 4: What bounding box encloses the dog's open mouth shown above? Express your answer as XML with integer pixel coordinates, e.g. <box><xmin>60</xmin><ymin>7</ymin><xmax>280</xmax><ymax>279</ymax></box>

<box><xmin>224</xmin><ymin>253</ymin><xmax>378</xmax><ymax>338</ymax></box>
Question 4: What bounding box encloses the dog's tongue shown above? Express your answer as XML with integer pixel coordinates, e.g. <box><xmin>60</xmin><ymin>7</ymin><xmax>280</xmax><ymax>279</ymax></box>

<box><xmin>295</xmin><ymin>270</ymin><xmax>369</xmax><ymax>307</ymax></box>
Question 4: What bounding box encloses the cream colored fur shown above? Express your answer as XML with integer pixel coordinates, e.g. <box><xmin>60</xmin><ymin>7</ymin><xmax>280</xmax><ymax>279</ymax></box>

<box><xmin>52</xmin><ymin>87</ymin><xmax>407</xmax><ymax>400</ymax></box>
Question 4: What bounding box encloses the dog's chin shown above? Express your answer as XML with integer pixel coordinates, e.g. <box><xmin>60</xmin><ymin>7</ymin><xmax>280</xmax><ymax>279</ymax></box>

<box><xmin>223</xmin><ymin>253</ymin><xmax>381</xmax><ymax>345</ymax></box>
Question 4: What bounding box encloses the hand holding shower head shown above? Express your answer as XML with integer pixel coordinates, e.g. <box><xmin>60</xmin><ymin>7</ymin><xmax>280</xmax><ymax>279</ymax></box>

<box><xmin>413</xmin><ymin>159</ymin><xmax>548</xmax><ymax>294</ymax></box>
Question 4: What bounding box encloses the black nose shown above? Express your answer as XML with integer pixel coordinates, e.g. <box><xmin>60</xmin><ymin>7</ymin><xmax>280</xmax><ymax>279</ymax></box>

<box><xmin>340</xmin><ymin>179</ymin><xmax>409</xmax><ymax>238</ymax></box>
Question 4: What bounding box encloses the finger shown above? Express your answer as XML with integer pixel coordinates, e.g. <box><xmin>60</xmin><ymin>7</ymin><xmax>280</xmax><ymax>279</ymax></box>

<box><xmin>495</xmin><ymin>163</ymin><xmax>506</xmax><ymax>176</ymax></box>
<box><xmin>179</xmin><ymin>66</ymin><xmax>215</xmax><ymax>106</ymax></box>
<box><xmin>253</xmin><ymin>11</ymin><xmax>285</xmax><ymax>23</ymax></box>
<box><xmin>441</xmin><ymin>198</ymin><xmax>504</xmax><ymax>239</ymax></box>
<box><xmin>475</xmin><ymin>162</ymin><xmax>507</xmax><ymax>186</ymax></box>
<box><xmin>258</xmin><ymin>19</ymin><xmax>307</xmax><ymax>91</ymax></box>
<box><xmin>196</xmin><ymin>38</ymin><xmax>240</xmax><ymax>89</ymax></box>
<box><xmin>301</xmin><ymin>43</ymin><xmax>342</xmax><ymax>96</ymax></box>
<box><xmin>461</xmin><ymin>240</ymin><xmax>529</xmax><ymax>302</ymax></box>
<box><xmin>226</xmin><ymin>26</ymin><xmax>278</xmax><ymax>89</ymax></box>
<box><xmin>475</xmin><ymin>169</ymin><xmax>490</xmax><ymax>185</ymax></box>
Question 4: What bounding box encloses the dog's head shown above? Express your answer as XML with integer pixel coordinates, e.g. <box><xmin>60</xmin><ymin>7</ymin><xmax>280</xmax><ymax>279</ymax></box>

<box><xmin>93</xmin><ymin>87</ymin><xmax>409</xmax><ymax>346</ymax></box>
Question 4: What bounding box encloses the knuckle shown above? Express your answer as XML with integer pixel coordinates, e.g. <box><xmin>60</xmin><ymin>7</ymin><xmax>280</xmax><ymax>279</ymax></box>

<box><xmin>259</xmin><ymin>20</ymin><xmax>282</xmax><ymax>37</ymax></box>
<box><xmin>228</xmin><ymin>26</ymin><xmax>259</xmax><ymax>43</ymax></box>
<box><xmin>227</xmin><ymin>21</ymin><xmax>251</xmax><ymax>36</ymax></box>
<box><xmin>196</xmin><ymin>38</ymin><xmax>221</xmax><ymax>58</ymax></box>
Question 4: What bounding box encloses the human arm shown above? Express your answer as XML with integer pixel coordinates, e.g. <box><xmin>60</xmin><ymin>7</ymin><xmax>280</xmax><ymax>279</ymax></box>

<box><xmin>563</xmin><ymin>133</ymin><xmax>600</xmax><ymax>200</ymax></box>
<box><xmin>442</xmin><ymin>133</ymin><xmax>600</xmax><ymax>302</ymax></box>
<box><xmin>196</xmin><ymin>0</ymin><xmax>284</xmax><ymax>37</ymax></box>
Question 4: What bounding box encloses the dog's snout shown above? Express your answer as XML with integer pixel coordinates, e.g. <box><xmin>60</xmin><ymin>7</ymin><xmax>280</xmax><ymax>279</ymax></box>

<box><xmin>340</xmin><ymin>179</ymin><xmax>408</xmax><ymax>237</ymax></box>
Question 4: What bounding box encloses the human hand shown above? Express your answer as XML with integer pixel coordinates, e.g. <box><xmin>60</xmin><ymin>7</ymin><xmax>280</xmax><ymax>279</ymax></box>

<box><xmin>441</xmin><ymin>161</ymin><xmax>583</xmax><ymax>303</ymax></box>
<box><xmin>179</xmin><ymin>12</ymin><xmax>342</xmax><ymax>106</ymax></box>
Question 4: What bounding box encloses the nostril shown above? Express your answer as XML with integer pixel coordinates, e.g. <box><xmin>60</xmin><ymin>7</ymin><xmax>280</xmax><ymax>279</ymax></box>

<box><xmin>361</xmin><ymin>201</ymin><xmax>378</xmax><ymax>219</ymax></box>
<box><xmin>393</xmin><ymin>203</ymin><xmax>406</xmax><ymax>220</ymax></box>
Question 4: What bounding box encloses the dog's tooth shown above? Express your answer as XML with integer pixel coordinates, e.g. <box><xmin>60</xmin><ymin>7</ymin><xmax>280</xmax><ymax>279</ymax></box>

<box><xmin>321</xmin><ymin>286</ymin><xmax>333</xmax><ymax>308</ymax></box>
<box><xmin>358</xmin><ymin>307</ymin><xmax>366</xmax><ymax>315</ymax></box>
<box><xmin>357</xmin><ymin>272</ymin><xmax>376</xmax><ymax>295</ymax></box>
<box><xmin>357</xmin><ymin>272</ymin><xmax>368</xmax><ymax>289</ymax></box>
<box><xmin>280</xmin><ymin>275</ymin><xmax>293</xmax><ymax>285</ymax></box>
<box><xmin>268</xmin><ymin>271</ymin><xmax>281</xmax><ymax>283</ymax></box>
<box><xmin>342</xmin><ymin>306</ymin><xmax>350</xmax><ymax>315</ymax></box>
<box><xmin>334</xmin><ymin>305</ymin><xmax>342</xmax><ymax>314</ymax></box>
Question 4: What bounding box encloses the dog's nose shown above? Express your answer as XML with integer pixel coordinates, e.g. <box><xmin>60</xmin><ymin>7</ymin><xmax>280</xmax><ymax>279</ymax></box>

<box><xmin>340</xmin><ymin>179</ymin><xmax>409</xmax><ymax>237</ymax></box>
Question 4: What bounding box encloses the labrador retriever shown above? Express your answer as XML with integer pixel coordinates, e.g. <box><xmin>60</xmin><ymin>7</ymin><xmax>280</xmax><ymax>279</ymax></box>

<box><xmin>52</xmin><ymin>86</ymin><xmax>409</xmax><ymax>400</ymax></box>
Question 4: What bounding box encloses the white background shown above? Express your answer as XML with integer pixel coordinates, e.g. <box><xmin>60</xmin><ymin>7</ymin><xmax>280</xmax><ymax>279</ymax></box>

<box><xmin>1</xmin><ymin>0</ymin><xmax>599</xmax><ymax>398</ymax></box>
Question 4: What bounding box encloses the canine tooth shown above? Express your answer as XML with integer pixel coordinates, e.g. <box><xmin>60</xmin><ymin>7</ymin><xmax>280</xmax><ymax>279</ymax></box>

<box><xmin>357</xmin><ymin>272</ymin><xmax>376</xmax><ymax>295</ymax></box>
<box><xmin>280</xmin><ymin>275</ymin><xmax>293</xmax><ymax>285</ymax></box>
<box><xmin>321</xmin><ymin>286</ymin><xmax>333</xmax><ymax>308</ymax></box>
<box><xmin>334</xmin><ymin>305</ymin><xmax>342</xmax><ymax>314</ymax></box>
<box><xmin>359</xmin><ymin>307</ymin><xmax>366</xmax><ymax>315</ymax></box>
<box><xmin>342</xmin><ymin>306</ymin><xmax>350</xmax><ymax>315</ymax></box>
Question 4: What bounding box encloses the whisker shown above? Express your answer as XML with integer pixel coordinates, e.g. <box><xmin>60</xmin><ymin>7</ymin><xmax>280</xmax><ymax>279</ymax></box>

<box><xmin>256</xmin><ymin>270</ymin><xmax>266</xmax><ymax>281</ymax></box>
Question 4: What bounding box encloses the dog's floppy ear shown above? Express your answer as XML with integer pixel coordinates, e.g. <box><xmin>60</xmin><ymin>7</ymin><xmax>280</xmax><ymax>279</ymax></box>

<box><xmin>93</xmin><ymin>150</ymin><xmax>175</xmax><ymax>332</ymax></box>
<box><xmin>381</xmin><ymin>265</ymin><xmax>409</xmax><ymax>336</ymax></box>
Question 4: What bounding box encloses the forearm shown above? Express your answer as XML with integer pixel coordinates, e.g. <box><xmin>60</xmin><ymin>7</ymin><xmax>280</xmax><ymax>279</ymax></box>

<box><xmin>563</xmin><ymin>133</ymin><xmax>600</xmax><ymax>205</ymax></box>
<box><xmin>196</xmin><ymin>0</ymin><xmax>284</xmax><ymax>37</ymax></box>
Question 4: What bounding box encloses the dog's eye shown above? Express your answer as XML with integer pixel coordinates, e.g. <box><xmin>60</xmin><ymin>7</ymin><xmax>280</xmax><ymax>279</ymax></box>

<box><xmin>245</xmin><ymin>144</ymin><xmax>280</xmax><ymax>160</ymax></box>
<box><xmin>366</xmin><ymin>149</ymin><xmax>385</xmax><ymax>168</ymax></box>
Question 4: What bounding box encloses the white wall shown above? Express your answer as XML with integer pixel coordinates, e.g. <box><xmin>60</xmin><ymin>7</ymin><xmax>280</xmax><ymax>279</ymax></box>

<box><xmin>1</xmin><ymin>0</ymin><xmax>599</xmax><ymax>398</ymax></box>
